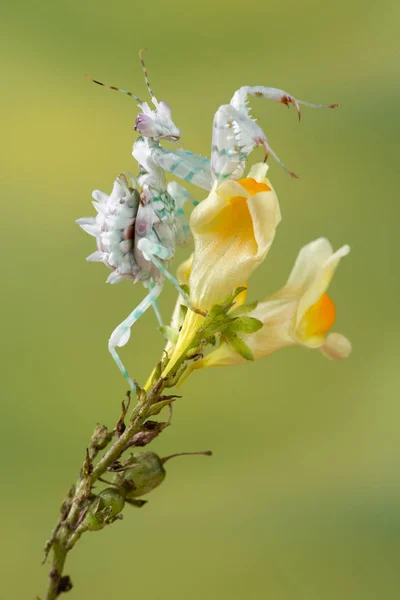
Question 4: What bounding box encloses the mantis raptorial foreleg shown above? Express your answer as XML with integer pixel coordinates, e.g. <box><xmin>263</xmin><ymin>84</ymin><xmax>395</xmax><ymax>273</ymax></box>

<box><xmin>211</xmin><ymin>103</ymin><xmax>299</xmax><ymax>180</ymax></box>
<box><xmin>151</xmin><ymin>146</ymin><xmax>213</xmax><ymax>190</ymax></box>
<box><xmin>230</xmin><ymin>85</ymin><xmax>338</xmax><ymax>119</ymax></box>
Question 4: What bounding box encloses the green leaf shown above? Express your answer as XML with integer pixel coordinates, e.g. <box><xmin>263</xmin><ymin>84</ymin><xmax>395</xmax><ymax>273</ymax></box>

<box><xmin>159</xmin><ymin>325</ymin><xmax>179</xmax><ymax>344</ymax></box>
<box><xmin>208</xmin><ymin>303</ymin><xmax>227</xmax><ymax>319</ymax></box>
<box><xmin>209</xmin><ymin>287</ymin><xmax>247</xmax><ymax>318</ymax></box>
<box><xmin>230</xmin><ymin>300</ymin><xmax>259</xmax><ymax>317</ymax></box>
<box><xmin>225</xmin><ymin>333</ymin><xmax>254</xmax><ymax>361</ymax></box>
<box><xmin>228</xmin><ymin>317</ymin><xmax>263</xmax><ymax>334</ymax></box>
<box><xmin>202</xmin><ymin>316</ymin><xmax>235</xmax><ymax>337</ymax></box>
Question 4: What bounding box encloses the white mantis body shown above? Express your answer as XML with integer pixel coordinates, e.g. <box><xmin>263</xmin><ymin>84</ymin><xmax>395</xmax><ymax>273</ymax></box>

<box><xmin>80</xmin><ymin>51</ymin><xmax>202</xmax><ymax>391</ymax></box>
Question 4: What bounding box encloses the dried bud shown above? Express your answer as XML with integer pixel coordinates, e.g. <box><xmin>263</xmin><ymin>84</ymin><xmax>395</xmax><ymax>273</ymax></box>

<box><xmin>89</xmin><ymin>424</ymin><xmax>113</xmax><ymax>453</ymax></box>
<box><xmin>128</xmin><ymin>421</ymin><xmax>166</xmax><ymax>447</ymax></box>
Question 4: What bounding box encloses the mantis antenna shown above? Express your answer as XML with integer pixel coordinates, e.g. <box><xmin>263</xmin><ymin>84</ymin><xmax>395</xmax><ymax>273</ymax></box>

<box><xmin>84</xmin><ymin>73</ymin><xmax>144</xmax><ymax>105</ymax></box>
<box><xmin>139</xmin><ymin>47</ymin><xmax>155</xmax><ymax>99</ymax></box>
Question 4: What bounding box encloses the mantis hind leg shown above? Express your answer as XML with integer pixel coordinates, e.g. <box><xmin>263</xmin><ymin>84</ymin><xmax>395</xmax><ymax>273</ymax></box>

<box><xmin>148</xmin><ymin>280</ymin><xmax>164</xmax><ymax>327</ymax></box>
<box><xmin>109</xmin><ymin>283</ymin><xmax>164</xmax><ymax>391</ymax></box>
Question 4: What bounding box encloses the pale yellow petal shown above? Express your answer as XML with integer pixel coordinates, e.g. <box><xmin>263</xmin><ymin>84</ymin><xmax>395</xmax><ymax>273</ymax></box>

<box><xmin>286</xmin><ymin>238</ymin><xmax>334</xmax><ymax>293</ymax></box>
<box><xmin>185</xmin><ymin>298</ymin><xmax>297</xmax><ymax>373</ymax></box>
<box><xmin>297</xmin><ymin>244</ymin><xmax>350</xmax><ymax>326</ymax></box>
<box><xmin>176</xmin><ymin>254</ymin><xmax>193</xmax><ymax>285</ymax></box>
<box><xmin>189</xmin><ymin>185</ymin><xmax>281</xmax><ymax>309</ymax></box>
<box><xmin>283</xmin><ymin>238</ymin><xmax>350</xmax><ymax>328</ymax></box>
<box><xmin>320</xmin><ymin>332</ymin><xmax>352</xmax><ymax>360</ymax></box>
<box><xmin>248</xmin><ymin>162</ymin><xmax>270</xmax><ymax>182</ymax></box>
<box><xmin>249</xmin><ymin>301</ymin><xmax>295</xmax><ymax>354</ymax></box>
<box><xmin>162</xmin><ymin>166</ymin><xmax>281</xmax><ymax>377</ymax></box>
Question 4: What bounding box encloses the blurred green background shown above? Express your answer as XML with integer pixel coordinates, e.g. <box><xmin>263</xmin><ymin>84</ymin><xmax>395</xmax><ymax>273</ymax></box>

<box><xmin>2</xmin><ymin>0</ymin><xmax>399</xmax><ymax>598</ymax></box>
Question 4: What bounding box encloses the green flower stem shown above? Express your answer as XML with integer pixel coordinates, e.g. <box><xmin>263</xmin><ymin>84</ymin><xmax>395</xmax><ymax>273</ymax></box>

<box><xmin>42</xmin><ymin>290</ymin><xmax>245</xmax><ymax>600</ymax></box>
<box><xmin>44</xmin><ymin>542</ymin><xmax>68</xmax><ymax>600</ymax></box>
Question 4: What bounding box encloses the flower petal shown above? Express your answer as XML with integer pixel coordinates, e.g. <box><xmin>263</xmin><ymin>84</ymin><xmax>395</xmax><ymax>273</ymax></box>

<box><xmin>320</xmin><ymin>332</ymin><xmax>352</xmax><ymax>360</ymax></box>
<box><xmin>188</xmin><ymin>177</ymin><xmax>281</xmax><ymax>309</ymax></box>
<box><xmin>297</xmin><ymin>244</ymin><xmax>350</xmax><ymax>326</ymax></box>
<box><xmin>286</xmin><ymin>238</ymin><xmax>334</xmax><ymax>293</ymax></box>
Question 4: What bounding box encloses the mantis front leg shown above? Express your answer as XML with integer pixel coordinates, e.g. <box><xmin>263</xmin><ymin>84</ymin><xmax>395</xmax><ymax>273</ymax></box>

<box><xmin>230</xmin><ymin>85</ymin><xmax>338</xmax><ymax>119</ymax></box>
<box><xmin>150</xmin><ymin>145</ymin><xmax>213</xmax><ymax>191</ymax></box>
<box><xmin>211</xmin><ymin>104</ymin><xmax>299</xmax><ymax>180</ymax></box>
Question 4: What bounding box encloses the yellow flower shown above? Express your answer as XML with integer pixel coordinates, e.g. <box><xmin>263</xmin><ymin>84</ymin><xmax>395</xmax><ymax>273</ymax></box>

<box><xmin>189</xmin><ymin>238</ymin><xmax>351</xmax><ymax>373</ymax></box>
<box><xmin>163</xmin><ymin>162</ymin><xmax>281</xmax><ymax>376</ymax></box>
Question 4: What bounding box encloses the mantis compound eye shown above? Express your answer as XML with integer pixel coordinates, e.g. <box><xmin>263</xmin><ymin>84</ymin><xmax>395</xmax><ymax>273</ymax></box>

<box><xmin>135</xmin><ymin>113</ymin><xmax>158</xmax><ymax>137</ymax></box>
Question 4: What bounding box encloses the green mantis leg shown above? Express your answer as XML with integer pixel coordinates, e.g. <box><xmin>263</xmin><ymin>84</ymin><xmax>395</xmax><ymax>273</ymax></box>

<box><xmin>148</xmin><ymin>280</ymin><xmax>164</xmax><ymax>327</ymax></box>
<box><xmin>109</xmin><ymin>282</ymin><xmax>164</xmax><ymax>391</ymax></box>
<box><xmin>137</xmin><ymin>239</ymin><xmax>206</xmax><ymax>316</ymax></box>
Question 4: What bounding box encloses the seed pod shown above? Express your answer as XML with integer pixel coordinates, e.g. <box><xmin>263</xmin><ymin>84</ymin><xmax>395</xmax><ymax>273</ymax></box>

<box><xmin>116</xmin><ymin>450</ymin><xmax>212</xmax><ymax>501</ymax></box>
<box><xmin>83</xmin><ymin>488</ymin><xmax>126</xmax><ymax>531</ymax></box>
<box><xmin>117</xmin><ymin>451</ymin><xmax>166</xmax><ymax>500</ymax></box>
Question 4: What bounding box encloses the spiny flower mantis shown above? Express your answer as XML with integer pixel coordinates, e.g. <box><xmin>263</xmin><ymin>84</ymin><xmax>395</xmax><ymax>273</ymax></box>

<box><xmin>80</xmin><ymin>51</ymin><xmax>203</xmax><ymax>391</ymax></box>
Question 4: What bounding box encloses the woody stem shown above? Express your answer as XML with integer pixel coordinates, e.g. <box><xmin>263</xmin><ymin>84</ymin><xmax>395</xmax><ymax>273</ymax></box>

<box><xmin>43</xmin><ymin>378</ymin><xmax>167</xmax><ymax>600</ymax></box>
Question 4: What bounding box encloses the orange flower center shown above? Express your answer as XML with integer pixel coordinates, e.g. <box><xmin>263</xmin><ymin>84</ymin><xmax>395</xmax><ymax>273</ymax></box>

<box><xmin>301</xmin><ymin>293</ymin><xmax>336</xmax><ymax>338</ymax></box>
<box><xmin>238</xmin><ymin>177</ymin><xmax>271</xmax><ymax>195</ymax></box>
<box><xmin>201</xmin><ymin>178</ymin><xmax>271</xmax><ymax>243</ymax></box>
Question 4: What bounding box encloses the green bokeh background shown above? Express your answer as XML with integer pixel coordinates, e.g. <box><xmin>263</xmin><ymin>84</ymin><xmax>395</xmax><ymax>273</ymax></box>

<box><xmin>2</xmin><ymin>0</ymin><xmax>399</xmax><ymax>598</ymax></box>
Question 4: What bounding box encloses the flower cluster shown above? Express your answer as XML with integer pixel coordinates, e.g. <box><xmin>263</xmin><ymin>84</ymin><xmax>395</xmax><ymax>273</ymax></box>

<box><xmin>163</xmin><ymin>163</ymin><xmax>351</xmax><ymax>380</ymax></box>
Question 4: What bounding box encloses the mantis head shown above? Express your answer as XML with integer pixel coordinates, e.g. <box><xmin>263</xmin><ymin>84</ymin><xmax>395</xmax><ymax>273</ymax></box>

<box><xmin>135</xmin><ymin>98</ymin><xmax>181</xmax><ymax>142</ymax></box>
